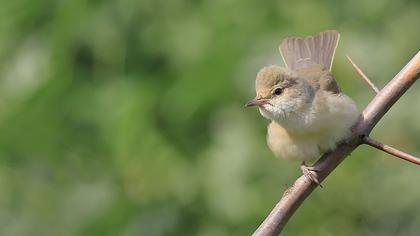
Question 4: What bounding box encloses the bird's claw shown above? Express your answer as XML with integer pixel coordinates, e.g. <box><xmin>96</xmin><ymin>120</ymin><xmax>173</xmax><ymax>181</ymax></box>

<box><xmin>300</xmin><ymin>162</ymin><xmax>323</xmax><ymax>187</ymax></box>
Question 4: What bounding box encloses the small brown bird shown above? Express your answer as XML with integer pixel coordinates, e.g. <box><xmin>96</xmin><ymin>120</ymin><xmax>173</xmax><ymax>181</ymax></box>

<box><xmin>246</xmin><ymin>30</ymin><xmax>358</xmax><ymax>184</ymax></box>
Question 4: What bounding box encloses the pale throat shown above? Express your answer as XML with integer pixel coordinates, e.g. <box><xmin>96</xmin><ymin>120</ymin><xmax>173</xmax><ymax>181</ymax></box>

<box><xmin>259</xmin><ymin>103</ymin><xmax>314</xmax><ymax>132</ymax></box>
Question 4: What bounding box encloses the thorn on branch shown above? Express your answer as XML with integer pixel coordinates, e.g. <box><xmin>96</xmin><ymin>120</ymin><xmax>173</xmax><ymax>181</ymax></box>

<box><xmin>346</xmin><ymin>55</ymin><xmax>380</xmax><ymax>94</ymax></box>
<box><xmin>363</xmin><ymin>136</ymin><xmax>420</xmax><ymax>165</ymax></box>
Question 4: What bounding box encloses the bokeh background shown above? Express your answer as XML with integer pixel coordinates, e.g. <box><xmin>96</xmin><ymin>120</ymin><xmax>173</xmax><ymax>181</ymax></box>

<box><xmin>0</xmin><ymin>0</ymin><xmax>419</xmax><ymax>235</ymax></box>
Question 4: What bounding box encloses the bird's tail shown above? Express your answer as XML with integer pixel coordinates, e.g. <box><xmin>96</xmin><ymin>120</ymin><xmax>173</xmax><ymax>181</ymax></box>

<box><xmin>279</xmin><ymin>30</ymin><xmax>340</xmax><ymax>72</ymax></box>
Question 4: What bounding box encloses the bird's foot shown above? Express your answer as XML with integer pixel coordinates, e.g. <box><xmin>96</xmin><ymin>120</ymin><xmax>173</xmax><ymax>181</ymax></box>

<box><xmin>300</xmin><ymin>161</ymin><xmax>323</xmax><ymax>187</ymax></box>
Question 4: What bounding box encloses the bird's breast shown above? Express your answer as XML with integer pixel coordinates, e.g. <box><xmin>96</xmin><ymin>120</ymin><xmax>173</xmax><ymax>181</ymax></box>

<box><xmin>266</xmin><ymin>91</ymin><xmax>358</xmax><ymax>161</ymax></box>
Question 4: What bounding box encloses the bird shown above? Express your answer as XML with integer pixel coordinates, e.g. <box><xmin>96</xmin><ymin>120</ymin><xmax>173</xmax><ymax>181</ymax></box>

<box><xmin>245</xmin><ymin>30</ymin><xmax>358</xmax><ymax>184</ymax></box>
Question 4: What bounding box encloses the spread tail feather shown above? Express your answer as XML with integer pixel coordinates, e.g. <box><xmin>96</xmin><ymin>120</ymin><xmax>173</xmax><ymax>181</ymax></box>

<box><xmin>279</xmin><ymin>30</ymin><xmax>340</xmax><ymax>71</ymax></box>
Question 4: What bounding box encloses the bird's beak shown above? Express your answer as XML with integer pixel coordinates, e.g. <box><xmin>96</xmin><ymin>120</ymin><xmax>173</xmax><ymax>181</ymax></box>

<box><xmin>245</xmin><ymin>98</ymin><xmax>269</xmax><ymax>107</ymax></box>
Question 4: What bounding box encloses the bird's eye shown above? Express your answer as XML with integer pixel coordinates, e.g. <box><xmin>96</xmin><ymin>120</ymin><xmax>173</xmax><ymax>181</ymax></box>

<box><xmin>273</xmin><ymin>88</ymin><xmax>283</xmax><ymax>96</ymax></box>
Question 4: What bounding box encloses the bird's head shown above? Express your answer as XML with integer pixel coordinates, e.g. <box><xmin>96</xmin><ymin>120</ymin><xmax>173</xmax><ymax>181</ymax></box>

<box><xmin>246</xmin><ymin>65</ymin><xmax>315</xmax><ymax>123</ymax></box>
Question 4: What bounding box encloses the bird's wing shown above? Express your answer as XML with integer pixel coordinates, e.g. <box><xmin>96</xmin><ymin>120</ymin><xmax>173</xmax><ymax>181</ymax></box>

<box><xmin>279</xmin><ymin>30</ymin><xmax>340</xmax><ymax>72</ymax></box>
<box><xmin>295</xmin><ymin>64</ymin><xmax>341</xmax><ymax>94</ymax></box>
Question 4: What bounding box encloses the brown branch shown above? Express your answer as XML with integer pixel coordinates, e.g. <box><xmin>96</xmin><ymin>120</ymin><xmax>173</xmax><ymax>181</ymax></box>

<box><xmin>363</xmin><ymin>136</ymin><xmax>420</xmax><ymax>165</ymax></box>
<box><xmin>346</xmin><ymin>55</ymin><xmax>380</xmax><ymax>93</ymax></box>
<box><xmin>252</xmin><ymin>51</ymin><xmax>420</xmax><ymax>236</ymax></box>
<box><xmin>346</xmin><ymin>55</ymin><xmax>420</xmax><ymax>165</ymax></box>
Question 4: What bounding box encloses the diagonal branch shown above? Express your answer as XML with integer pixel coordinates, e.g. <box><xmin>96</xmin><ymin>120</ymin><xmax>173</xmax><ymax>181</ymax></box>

<box><xmin>346</xmin><ymin>55</ymin><xmax>380</xmax><ymax>94</ymax></box>
<box><xmin>363</xmin><ymin>136</ymin><xmax>420</xmax><ymax>165</ymax></box>
<box><xmin>253</xmin><ymin>51</ymin><xmax>420</xmax><ymax>236</ymax></box>
<box><xmin>346</xmin><ymin>56</ymin><xmax>420</xmax><ymax>165</ymax></box>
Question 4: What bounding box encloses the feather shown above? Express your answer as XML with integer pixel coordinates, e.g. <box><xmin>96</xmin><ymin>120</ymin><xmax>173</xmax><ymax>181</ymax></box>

<box><xmin>279</xmin><ymin>30</ymin><xmax>340</xmax><ymax>72</ymax></box>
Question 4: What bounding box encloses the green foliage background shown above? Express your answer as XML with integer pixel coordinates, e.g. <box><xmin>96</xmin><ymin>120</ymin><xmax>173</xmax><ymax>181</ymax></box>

<box><xmin>0</xmin><ymin>0</ymin><xmax>419</xmax><ymax>235</ymax></box>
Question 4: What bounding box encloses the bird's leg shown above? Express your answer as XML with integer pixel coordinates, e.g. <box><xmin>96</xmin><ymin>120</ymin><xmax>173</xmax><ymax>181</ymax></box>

<box><xmin>300</xmin><ymin>161</ymin><xmax>322</xmax><ymax>187</ymax></box>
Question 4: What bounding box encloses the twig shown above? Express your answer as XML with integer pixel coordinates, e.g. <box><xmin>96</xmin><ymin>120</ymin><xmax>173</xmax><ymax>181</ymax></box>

<box><xmin>346</xmin><ymin>55</ymin><xmax>380</xmax><ymax>93</ymax></box>
<box><xmin>363</xmin><ymin>136</ymin><xmax>420</xmax><ymax>165</ymax></box>
<box><xmin>253</xmin><ymin>51</ymin><xmax>420</xmax><ymax>236</ymax></box>
<box><xmin>346</xmin><ymin>55</ymin><xmax>420</xmax><ymax>165</ymax></box>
